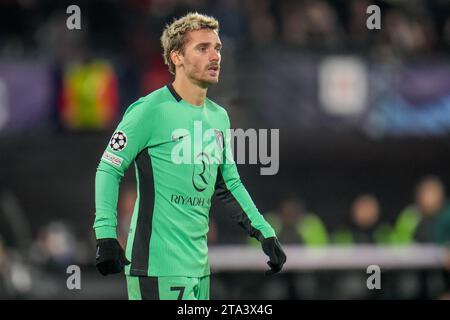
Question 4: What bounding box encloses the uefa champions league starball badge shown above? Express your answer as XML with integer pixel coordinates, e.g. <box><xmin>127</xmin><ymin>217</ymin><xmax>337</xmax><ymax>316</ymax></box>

<box><xmin>109</xmin><ymin>131</ymin><xmax>127</xmax><ymax>151</ymax></box>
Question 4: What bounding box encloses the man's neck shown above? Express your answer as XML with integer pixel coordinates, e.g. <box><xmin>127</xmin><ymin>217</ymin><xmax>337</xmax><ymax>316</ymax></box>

<box><xmin>172</xmin><ymin>77</ymin><xmax>207</xmax><ymax>107</ymax></box>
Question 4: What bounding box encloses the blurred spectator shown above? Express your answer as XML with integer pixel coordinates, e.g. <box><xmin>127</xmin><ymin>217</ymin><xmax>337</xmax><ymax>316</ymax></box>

<box><xmin>280</xmin><ymin>0</ymin><xmax>343</xmax><ymax>48</ymax></box>
<box><xmin>392</xmin><ymin>176</ymin><xmax>450</xmax><ymax>245</ymax></box>
<box><xmin>303</xmin><ymin>0</ymin><xmax>343</xmax><ymax>48</ymax></box>
<box><xmin>280</xmin><ymin>1</ymin><xmax>308</xmax><ymax>47</ymax></box>
<box><xmin>208</xmin><ymin>0</ymin><xmax>248</xmax><ymax>47</ymax></box>
<box><xmin>30</xmin><ymin>221</ymin><xmax>79</xmax><ymax>271</ymax></box>
<box><xmin>34</xmin><ymin>10</ymin><xmax>90</xmax><ymax>62</ymax></box>
<box><xmin>393</xmin><ymin>176</ymin><xmax>450</xmax><ymax>299</ymax></box>
<box><xmin>0</xmin><ymin>190</ymin><xmax>33</xmax><ymax>251</ymax></box>
<box><xmin>245</xmin><ymin>0</ymin><xmax>277</xmax><ymax>47</ymax></box>
<box><xmin>0</xmin><ymin>236</ymin><xmax>33</xmax><ymax>299</ymax></box>
<box><xmin>347</xmin><ymin>0</ymin><xmax>374</xmax><ymax>50</ymax></box>
<box><xmin>262</xmin><ymin>195</ymin><xmax>329</xmax><ymax>246</ymax></box>
<box><xmin>1</xmin><ymin>0</ymin><xmax>449</xmax><ymax>59</ymax></box>
<box><xmin>351</xmin><ymin>194</ymin><xmax>380</xmax><ymax>242</ymax></box>
<box><xmin>378</xmin><ymin>6</ymin><xmax>436</xmax><ymax>57</ymax></box>
<box><xmin>332</xmin><ymin>194</ymin><xmax>391</xmax><ymax>245</ymax></box>
<box><xmin>59</xmin><ymin>59</ymin><xmax>120</xmax><ymax>131</ymax></box>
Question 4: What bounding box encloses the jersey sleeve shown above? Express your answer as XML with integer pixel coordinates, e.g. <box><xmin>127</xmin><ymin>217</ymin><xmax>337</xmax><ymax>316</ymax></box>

<box><xmin>94</xmin><ymin>98</ymin><xmax>153</xmax><ymax>239</ymax></box>
<box><xmin>214</xmin><ymin>114</ymin><xmax>276</xmax><ymax>241</ymax></box>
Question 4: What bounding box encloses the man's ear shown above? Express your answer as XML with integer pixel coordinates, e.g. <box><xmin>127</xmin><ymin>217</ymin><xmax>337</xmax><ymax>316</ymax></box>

<box><xmin>170</xmin><ymin>50</ymin><xmax>183</xmax><ymax>69</ymax></box>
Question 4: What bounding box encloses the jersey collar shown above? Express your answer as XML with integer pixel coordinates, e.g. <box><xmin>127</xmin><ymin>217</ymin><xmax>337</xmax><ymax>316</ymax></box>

<box><xmin>166</xmin><ymin>83</ymin><xmax>182</xmax><ymax>102</ymax></box>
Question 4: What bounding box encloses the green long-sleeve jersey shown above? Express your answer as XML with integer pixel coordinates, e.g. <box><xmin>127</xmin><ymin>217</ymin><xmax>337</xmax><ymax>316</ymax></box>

<box><xmin>94</xmin><ymin>84</ymin><xmax>275</xmax><ymax>277</ymax></box>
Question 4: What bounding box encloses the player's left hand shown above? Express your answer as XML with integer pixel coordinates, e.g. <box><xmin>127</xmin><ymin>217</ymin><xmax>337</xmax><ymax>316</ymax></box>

<box><xmin>260</xmin><ymin>237</ymin><xmax>287</xmax><ymax>276</ymax></box>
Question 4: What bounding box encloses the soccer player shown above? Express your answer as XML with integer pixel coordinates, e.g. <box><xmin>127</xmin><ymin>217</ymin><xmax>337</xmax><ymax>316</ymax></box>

<box><xmin>93</xmin><ymin>12</ymin><xmax>287</xmax><ymax>300</ymax></box>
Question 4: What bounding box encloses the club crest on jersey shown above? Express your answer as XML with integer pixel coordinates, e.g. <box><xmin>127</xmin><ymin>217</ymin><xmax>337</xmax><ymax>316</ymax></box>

<box><xmin>109</xmin><ymin>131</ymin><xmax>127</xmax><ymax>151</ymax></box>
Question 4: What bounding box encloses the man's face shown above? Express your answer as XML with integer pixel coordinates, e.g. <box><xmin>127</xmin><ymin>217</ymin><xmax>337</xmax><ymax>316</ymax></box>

<box><xmin>280</xmin><ymin>199</ymin><xmax>303</xmax><ymax>224</ymax></box>
<box><xmin>177</xmin><ymin>29</ymin><xmax>222</xmax><ymax>87</ymax></box>
<box><xmin>352</xmin><ymin>195</ymin><xmax>379</xmax><ymax>229</ymax></box>
<box><xmin>416</xmin><ymin>181</ymin><xmax>445</xmax><ymax>216</ymax></box>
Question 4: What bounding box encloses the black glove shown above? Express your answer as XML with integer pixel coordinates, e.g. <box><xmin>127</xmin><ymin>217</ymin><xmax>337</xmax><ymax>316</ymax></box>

<box><xmin>95</xmin><ymin>238</ymin><xmax>130</xmax><ymax>276</ymax></box>
<box><xmin>261</xmin><ymin>237</ymin><xmax>287</xmax><ymax>276</ymax></box>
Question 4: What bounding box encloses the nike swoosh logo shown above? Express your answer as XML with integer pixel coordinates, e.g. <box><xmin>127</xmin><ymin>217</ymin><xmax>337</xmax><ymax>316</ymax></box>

<box><xmin>172</xmin><ymin>134</ymin><xmax>189</xmax><ymax>142</ymax></box>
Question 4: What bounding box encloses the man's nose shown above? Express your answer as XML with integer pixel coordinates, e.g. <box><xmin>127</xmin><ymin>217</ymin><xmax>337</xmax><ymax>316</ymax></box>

<box><xmin>210</xmin><ymin>49</ymin><xmax>220</xmax><ymax>62</ymax></box>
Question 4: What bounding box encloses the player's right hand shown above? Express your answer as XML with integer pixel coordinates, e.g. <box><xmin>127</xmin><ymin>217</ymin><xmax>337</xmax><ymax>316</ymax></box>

<box><xmin>95</xmin><ymin>238</ymin><xmax>130</xmax><ymax>276</ymax></box>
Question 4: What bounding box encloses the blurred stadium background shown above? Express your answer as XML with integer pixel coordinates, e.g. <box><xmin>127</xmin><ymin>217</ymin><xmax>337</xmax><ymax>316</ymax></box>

<box><xmin>1</xmin><ymin>0</ymin><xmax>450</xmax><ymax>299</ymax></box>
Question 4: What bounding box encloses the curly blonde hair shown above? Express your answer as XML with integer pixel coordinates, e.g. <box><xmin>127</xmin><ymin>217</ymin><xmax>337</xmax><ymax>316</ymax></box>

<box><xmin>161</xmin><ymin>12</ymin><xmax>219</xmax><ymax>75</ymax></box>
